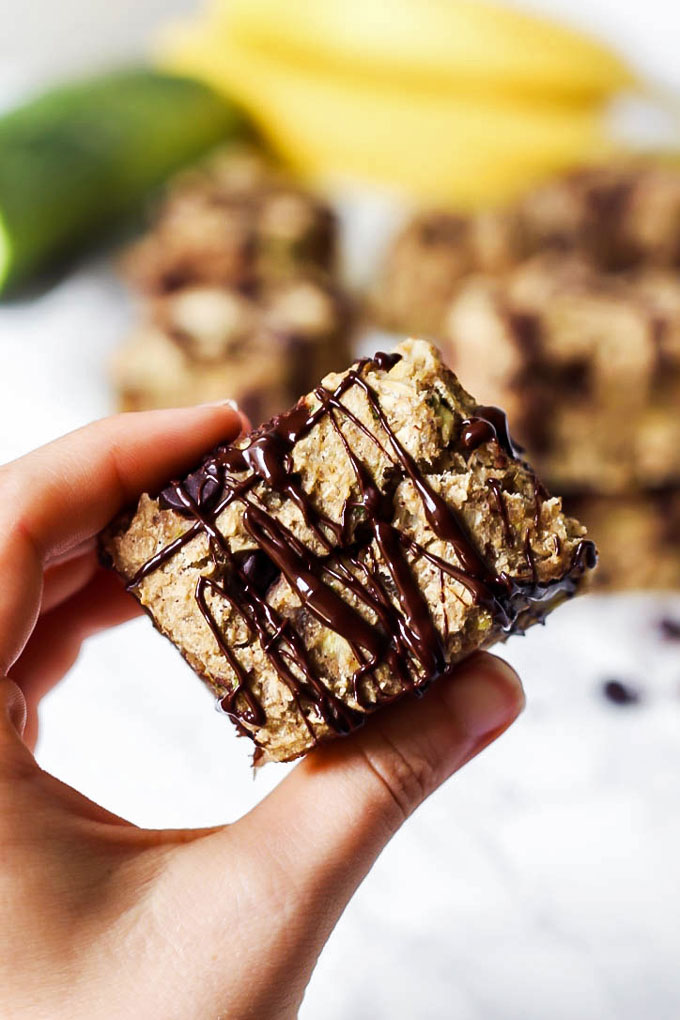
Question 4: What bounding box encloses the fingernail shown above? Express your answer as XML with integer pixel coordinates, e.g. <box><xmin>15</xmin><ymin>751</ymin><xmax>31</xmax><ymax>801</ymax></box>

<box><xmin>443</xmin><ymin>655</ymin><xmax>524</xmax><ymax>741</ymax></box>
<box><xmin>199</xmin><ymin>398</ymin><xmax>240</xmax><ymax>410</ymax></box>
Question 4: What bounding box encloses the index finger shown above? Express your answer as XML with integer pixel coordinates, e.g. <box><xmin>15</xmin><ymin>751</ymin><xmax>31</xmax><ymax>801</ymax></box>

<box><xmin>0</xmin><ymin>403</ymin><xmax>242</xmax><ymax>673</ymax></box>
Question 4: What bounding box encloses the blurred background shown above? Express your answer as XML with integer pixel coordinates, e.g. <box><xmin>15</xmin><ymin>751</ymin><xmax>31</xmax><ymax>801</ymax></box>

<box><xmin>2</xmin><ymin>0</ymin><xmax>680</xmax><ymax>90</ymax></box>
<box><xmin>2</xmin><ymin>1</ymin><xmax>680</xmax><ymax>1017</ymax></box>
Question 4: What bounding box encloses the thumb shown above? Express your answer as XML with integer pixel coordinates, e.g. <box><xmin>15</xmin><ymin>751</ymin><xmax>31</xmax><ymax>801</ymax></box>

<box><xmin>157</xmin><ymin>655</ymin><xmax>523</xmax><ymax>1020</ymax></box>
<box><xmin>240</xmin><ymin>653</ymin><xmax>523</xmax><ymax>931</ymax></box>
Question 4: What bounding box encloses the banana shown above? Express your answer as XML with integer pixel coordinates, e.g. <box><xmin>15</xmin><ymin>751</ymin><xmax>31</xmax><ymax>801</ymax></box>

<box><xmin>158</xmin><ymin>21</ymin><xmax>615</xmax><ymax>205</ymax></box>
<box><xmin>213</xmin><ymin>0</ymin><xmax>634</xmax><ymax>103</ymax></box>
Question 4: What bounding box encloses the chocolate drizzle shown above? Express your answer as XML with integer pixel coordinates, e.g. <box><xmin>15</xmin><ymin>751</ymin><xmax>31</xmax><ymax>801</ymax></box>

<box><xmin>461</xmin><ymin>405</ymin><xmax>522</xmax><ymax>459</ymax></box>
<box><xmin>128</xmin><ymin>351</ymin><xmax>595</xmax><ymax>745</ymax></box>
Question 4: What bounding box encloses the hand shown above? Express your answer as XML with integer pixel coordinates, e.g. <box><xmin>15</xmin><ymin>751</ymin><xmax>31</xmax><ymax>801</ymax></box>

<box><xmin>0</xmin><ymin>406</ymin><xmax>524</xmax><ymax>1020</ymax></box>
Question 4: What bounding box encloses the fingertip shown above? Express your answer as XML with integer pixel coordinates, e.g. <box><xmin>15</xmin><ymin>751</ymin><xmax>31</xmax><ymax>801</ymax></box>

<box><xmin>178</xmin><ymin>400</ymin><xmax>250</xmax><ymax>442</ymax></box>
<box><xmin>112</xmin><ymin>399</ymin><xmax>241</xmax><ymax>432</ymax></box>
<box><xmin>211</xmin><ymin>402</ymin><xmax>251</xmax><ymax>436</ymax></box>
<box><xmin>457</xmin><ymin>651</ymin><xmax>524</xmax><ymax>702</ymax></box>
<box><xmin>101</xmin><ymin>402</ymin><xmax>244</xmax><ymax>497</ymax></box>
<box><xmin>442</xmin><ymin>652</ymin><xmax>525</xmax><ymax>742</ymax></box>
<box><xmin>194</xmin><ymin>398</ymin><xmax>251</xmax><ymax>434</ymax></box>
<box><xmin>139</xmin><ymin>400</ymin><xmax>243</xmax><ymax>435</ymax></box>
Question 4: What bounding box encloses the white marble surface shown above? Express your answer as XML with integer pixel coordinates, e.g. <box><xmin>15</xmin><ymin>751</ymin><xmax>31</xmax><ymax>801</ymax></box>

<box><xmin>2</xmin><ymin>1</ymin><xmax>680</xmax><ymax>1015</ymax></box>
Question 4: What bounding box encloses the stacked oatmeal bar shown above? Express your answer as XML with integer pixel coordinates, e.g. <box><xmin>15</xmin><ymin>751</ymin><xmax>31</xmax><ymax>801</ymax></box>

<box><xmin>113</xmin><ymin>147</ymin><xmax>350</xmax><ymax>422</ymax></box>
<box><xmin>374</xmin><ymin>162</ymin><xmax>680</xmax><ymax>589</ymax></box>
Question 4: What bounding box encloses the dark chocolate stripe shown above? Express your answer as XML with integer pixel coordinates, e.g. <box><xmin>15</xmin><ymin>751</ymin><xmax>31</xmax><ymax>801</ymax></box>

<box><xmin>128</xmin><ymin>350</ymin><xmax>595</xmax><ymax>739</ymax></box>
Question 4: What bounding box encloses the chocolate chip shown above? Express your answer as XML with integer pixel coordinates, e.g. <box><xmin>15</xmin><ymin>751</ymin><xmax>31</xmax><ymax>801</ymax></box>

<box><xmin>601</xmin><ymin>679</ymin><xmax>642</xmax><ymax>706</ymax></box>
<box><xmin>159</xmin><ymin>465</ymin><xmax>223</xmax><ymax>515</ymax></box>
<box><xmin>238</xmin><ymin>550</ymin><xmax>280</xmax><ymax>596</ymax></box>
<box><xmin>659</xmin><ymin>617</ymin><xmax>680</xmax><ymax>641</ymax></box>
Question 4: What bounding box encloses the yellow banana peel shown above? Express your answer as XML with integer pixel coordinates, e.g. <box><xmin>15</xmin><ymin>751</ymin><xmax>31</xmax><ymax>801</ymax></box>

<box><xmin>159</xmin><ymin>20</ymin><xmax>616</xmax><ymax>205</ymax></box>
<box><xmin>216</xmin><ymin>0</ymin><xmax>634</xmax><ymax>104</ymax></box>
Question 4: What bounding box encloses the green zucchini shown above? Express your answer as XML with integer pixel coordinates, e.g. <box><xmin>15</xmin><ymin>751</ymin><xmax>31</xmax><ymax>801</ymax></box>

<box><xmin>0</xmin><ymin>69</ymin><xmax>249</xmax><ymax>294</ymax></box>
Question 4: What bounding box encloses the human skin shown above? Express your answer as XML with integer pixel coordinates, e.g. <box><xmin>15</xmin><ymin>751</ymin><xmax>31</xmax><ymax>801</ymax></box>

<box><xmin>0</xmin><ymin>403</ymin><xmax>524</xmax><ymax>1019</ymax></box>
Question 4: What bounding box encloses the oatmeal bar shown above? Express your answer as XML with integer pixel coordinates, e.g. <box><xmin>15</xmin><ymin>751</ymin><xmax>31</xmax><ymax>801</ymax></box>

<box><xmin>373</xmin><ymin>161</ymin><xmax>680</xmax><ymax>340</ymax></box>
<box><xmin>445</xmin><ymin>254</ymin><xmax>680</xmax><ymax>493</ymax></box>
<box><xmin>566</xmin><ymin>490</ymin><xmax>680</xmax><ymax>591</ymax></box>
<box><xmin>517</xmin><ymin>161</ymin><xmax>680</xmax><ymax>270</ymax></box>
<box><xmin>112</xmin><ymin>277</ymin><xmax>350</xmax><ymax>423</ymax></box>
<box><xmin>122</xmin><ymin>146</ymin><xmax>337</xmax><ymax>293</ymax></box>
<box><xmin>102</xmin><ymin>340</ymin><xmax>595</xmax><ymax>763</ymax></box>
<box><xmin>373</xmin><ymin>209</ymin><xmax>516</xmax><ymax>338</ymax></box>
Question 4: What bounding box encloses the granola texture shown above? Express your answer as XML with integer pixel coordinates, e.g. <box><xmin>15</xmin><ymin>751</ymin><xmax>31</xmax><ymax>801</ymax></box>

<box><xmin>114</xmin><ymin>147</ymin><xmax>348</xmax><ymax>422</ymax></box>
<box><xmin>444</xmin><ymin>254</ymin><xmax>680</xmax><ymax>493</ymax></box>
<box><xmin>112</xmin><ymin>277</ymin><xmax>350</xmax><ymax>424</ymax></box>
<box><xmin>102</xmin><ymin>340</ymin><xmax>595</xmax><ymax>763</ymax></box>
<box><xmin>122</xmin><ymin>146</ymin><xmax>337</xmax><ymax>293</ymax></box>
<box><xmin>373</xmin><ymin>209</ymin><xmax>516</xmax><ymax>339</ymax></box>
<box><xmin>517</xmin><ymin>161</ymin><xmax>680</xmax><ymax>270</ymax></box>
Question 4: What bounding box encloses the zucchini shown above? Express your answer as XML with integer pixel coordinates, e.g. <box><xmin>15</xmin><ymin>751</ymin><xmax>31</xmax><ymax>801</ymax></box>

<box><xmin>0</xmin><ymin>69</ymin><xmax>249</xmax><ymax>294</ymax></box>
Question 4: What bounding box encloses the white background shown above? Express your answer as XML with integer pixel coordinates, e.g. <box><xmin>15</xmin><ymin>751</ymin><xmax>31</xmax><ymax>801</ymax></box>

<box><xmin>1</xmin><ymin>2</ymin><xmax>680</xmax><ymax>1018</ymax></box>
<box><xmin>1</xmin><ymin>0</ymin><xmax>680</xmax><ymax>92</ymax></box>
